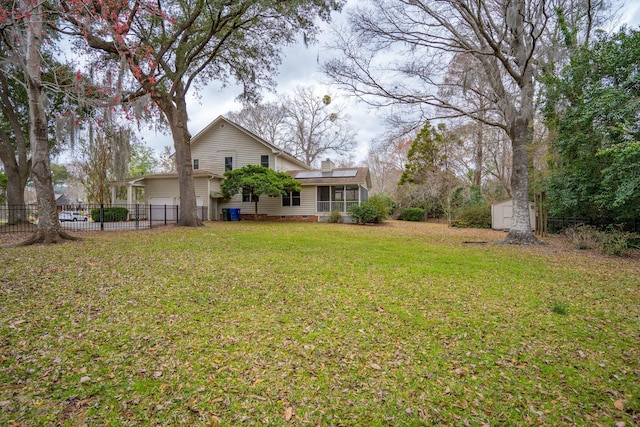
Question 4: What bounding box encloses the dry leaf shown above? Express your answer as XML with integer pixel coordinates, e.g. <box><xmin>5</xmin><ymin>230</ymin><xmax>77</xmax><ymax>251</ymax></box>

<box><xmin>614</xmin><ymin>399</ymin><xmax>625</xmax><ymax>411</ymax></box>
<box><xmin>370</xmin><ymin>362</ymin><xmax>382</xmax><ymax>370</ymax></box>
<box><xmin>284</xmin><ymin>406</ymin><xmax>293</xmax><ymax>421</ymax></box>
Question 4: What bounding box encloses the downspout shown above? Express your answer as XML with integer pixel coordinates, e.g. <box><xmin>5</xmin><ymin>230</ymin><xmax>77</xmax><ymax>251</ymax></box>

<box><xmin>273</xmin><ymin>150</ymin><xmax>282</xmax><ymax>170</ymax></box>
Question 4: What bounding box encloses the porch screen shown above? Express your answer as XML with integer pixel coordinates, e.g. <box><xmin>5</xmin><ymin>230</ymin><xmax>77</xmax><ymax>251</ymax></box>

<box><xmin>317</xmin><ymin>186</ymin><xmax>330</xmax><ymax>202</ymax></box>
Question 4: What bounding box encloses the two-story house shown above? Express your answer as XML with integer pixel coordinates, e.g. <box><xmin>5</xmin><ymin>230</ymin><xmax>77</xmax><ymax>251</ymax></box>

<box><xmin>112</xmin><ymin>116</ymin><xmax>371</xmax><ymax>222</ymax></box>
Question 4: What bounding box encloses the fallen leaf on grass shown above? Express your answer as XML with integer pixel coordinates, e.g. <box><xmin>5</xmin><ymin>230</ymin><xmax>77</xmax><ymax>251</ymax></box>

<box><xmin>284</xmin><ymin>406</ymin><xmax>293</xmax><ymax>421</ymax></box>
<box><xmin>614</xmin><ymin>399</ymin><xmax>625</xmax><ymax>411</ymax></box>
<box><xmin>369</xmin><ymin>362</ymin><xmax>382</xmax><ymax>370</ymax></box>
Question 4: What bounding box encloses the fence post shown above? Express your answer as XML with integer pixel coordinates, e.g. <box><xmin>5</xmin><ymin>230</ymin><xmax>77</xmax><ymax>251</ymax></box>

<box><xmin>176</xmin><ymin>205</ymin><xmax>179</xmax><ymax>224</ymax></box>
<box><xmin>135</xmin><ymin>203</ymin><xmax>139</xmax><ymax>230</ymax></box>
<box><xmin>164</xmin><ymin>205</ymin><xmax>167</xmax><ymax>225</ymax></box>
<box><xmin>149</xmin><ymin>204</ymin><xmax>152</xmax><ymax>227</ymax></box>
<box><xmin>100</xmin><ymin>204</ymin><xmax>105</xmax><ymax>231</ymax></box>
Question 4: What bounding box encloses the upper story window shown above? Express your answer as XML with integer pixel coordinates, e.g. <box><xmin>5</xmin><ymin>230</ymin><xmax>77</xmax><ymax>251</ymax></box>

<box><xmin>225</xmin><ymin>157</ymin><xmax>233</xmax><ymax>172</ymax></box>
<box><xmin>193</xmin><ymin>159</ymin><xmax>199</xmax><ymax>170</ymax></box>
<box><xmin>260</xmin><ymin>155</ymin><xmax>269</xmax><ymax>168</ymax></box>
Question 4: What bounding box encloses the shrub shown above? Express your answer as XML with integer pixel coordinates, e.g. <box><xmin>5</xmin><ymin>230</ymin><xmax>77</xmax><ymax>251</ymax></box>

<box><xmin>599</xmin><ymin>227</ymin><xmax>637</xmax><ymax>256</ymax></box>
<box><xmin>563</xmin><ymin>225</ymin><xmax>599</xmax><ymax>250</ymax></box>
<box><xmin>564</xmin><ymin>224</ymin><xmax>639</xmax><ymax>256</ymax></box>
<box><xmin>90</xmin><ymin>207</ymin><xmax>129</xmax><ymax>222</ymax></box>
<box><xmin>401</xmin><ymin>207</ymin><xmax>425</xmax><ymax>222</ymax></box>
<box><xmin>348</xmin><ymin>202</ymin><xmax>382</xmax><ymax>224</ymax></box>
<box><xmin>327</xmin><ymin>209</ymin><xmax>343</xmax><ymax>223</ymax></box>
<box><xmin>451</xmin><ymin>204</ymin><xmax>491</xmax><ymax>228</ymax></box>
<box><xmin>369</xmin><ymin>194</ymin><xmax>397</xmax><ymax>217</ymax></box>
<box><xmin>366</xmin><ymin>194</ymin><xmax>391</xmax><ymax>221</ymax></box>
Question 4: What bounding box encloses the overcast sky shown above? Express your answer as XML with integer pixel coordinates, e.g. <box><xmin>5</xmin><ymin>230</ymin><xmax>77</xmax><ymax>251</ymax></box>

<box><xmin>137</xmin><ymin>1</ymin><xmax>378</xmax><ymax>164</ymax></box>
<box><xmin>137</xmin><ymin>0</ymin><xmax>640</xmax><ymax>165</ymax></box>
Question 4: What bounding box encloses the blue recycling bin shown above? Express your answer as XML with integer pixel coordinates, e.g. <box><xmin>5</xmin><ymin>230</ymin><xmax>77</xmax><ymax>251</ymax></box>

<box><xmin>229</xmin><ymin>208</ymin><xmax>241</xmax><ymax>221</ymax></box>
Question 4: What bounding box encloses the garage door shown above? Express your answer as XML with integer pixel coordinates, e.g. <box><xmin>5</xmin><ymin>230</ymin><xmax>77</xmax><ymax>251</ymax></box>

<box><xmin>149</xmin><ymin>198</ymin><xmax>177</xmax><ymax>221</ymax></box>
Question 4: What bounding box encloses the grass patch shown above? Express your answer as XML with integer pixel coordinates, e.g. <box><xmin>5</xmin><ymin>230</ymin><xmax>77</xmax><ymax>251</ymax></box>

<box><xmin>551</xmin><ymin>301</ymin><xmax>569</xmax><ymax>315</ymax></box>
<box><xmin>1</xmin><ymin>221</ymin><xmax>639</xmax><ymax>426</ymax></box>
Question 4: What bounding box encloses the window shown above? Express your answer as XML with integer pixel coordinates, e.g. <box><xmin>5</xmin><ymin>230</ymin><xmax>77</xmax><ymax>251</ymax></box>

<box><xmin>242</xmin><ymin>188</ymin><xmax>258</xmax><ymax>203</ymax></box>
<box><xmin>282</xmin><ymin>191</ymin><xmax>301</xmax><ymax>207</ymax></box>
<box><xmin>193</xmin><ymin>159</ymin><xmax>199</xmax><ymax>170</ymax></box>
<box><xmin>260</xmin><ymin>155</ymin><xmax>269</xmax><ymax>168</ymax></box>
<box><xmin>225</xmin><ymin>157</ymin><xmax>233</xmax><ymax>171</ymax></box>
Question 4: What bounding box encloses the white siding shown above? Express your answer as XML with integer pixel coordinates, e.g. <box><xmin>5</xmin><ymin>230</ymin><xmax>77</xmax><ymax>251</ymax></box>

<box><xmin>192</xmin><ymin>122</ymin><xmax>279</xmax><ymax>174</ymax></box>
<box><xmin>193</xmin><ymin>177</ymin><xmax>209</xmax><ymax>205</ymax></box>
<box><xmin>265</xmin><ymin>185</ymin><xmax>316</xmax><ymax>216</ymax></box>
<box><xmin>146</xmin><ymin>179</ymin><xmax>179</xmax><ymax>202</ymax></box>
<box><xmin>275</xmin><ymin>155</ymin><xmax>304</xmax><ymax>172</ymax></box>
<box><xmin>216</xmin><ymin>185</ymin><xmax>317</xmax><ymax>217</ymax></box>
<box><xmin>145</xmin><ymin>176</ymin><xmax>210</xmax><ymax>206</ymax></box>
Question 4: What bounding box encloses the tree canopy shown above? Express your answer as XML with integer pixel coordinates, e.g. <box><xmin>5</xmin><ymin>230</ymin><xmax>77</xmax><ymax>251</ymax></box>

<box><xmin>220</xmin><ymin>165</ymin><xmax>301</xmax><ymax>218</ymax></box>
<box><xmin>544</xmin><ymin>28</ymin><xmax>640</xmax><ymax>221</ymax></box>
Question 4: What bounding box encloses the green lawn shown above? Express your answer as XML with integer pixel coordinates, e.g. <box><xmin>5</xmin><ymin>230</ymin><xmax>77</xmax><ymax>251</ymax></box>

<box><xmin>1</xmin><ymin>221</ymin><xmax>639</xmax><ymax>426</ymax></box>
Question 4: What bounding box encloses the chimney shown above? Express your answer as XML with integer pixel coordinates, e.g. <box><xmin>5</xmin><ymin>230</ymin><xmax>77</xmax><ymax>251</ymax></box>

<box><xmin>321</xmin><ymin>158</ymin><xmax>335</xmax><ymax>172</ymax></box>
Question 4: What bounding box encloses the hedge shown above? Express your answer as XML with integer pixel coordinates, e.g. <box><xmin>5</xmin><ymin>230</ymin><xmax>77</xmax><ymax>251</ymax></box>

<box><xmin>90</xmin><ymin>207</ymin><xmax>129</xmax><ymax>222</ymax></box>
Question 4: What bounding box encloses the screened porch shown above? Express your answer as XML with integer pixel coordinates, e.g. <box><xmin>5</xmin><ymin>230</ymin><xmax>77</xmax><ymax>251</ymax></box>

<box><xmin>316</xmin><ymin>185</ymin><xmax>369</xmax><ymax>213</ymax></box>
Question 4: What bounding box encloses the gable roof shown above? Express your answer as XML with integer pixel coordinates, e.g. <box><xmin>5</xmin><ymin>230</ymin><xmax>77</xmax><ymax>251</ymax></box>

<box><xmin>189</xmin><ymin>115</ymin><xmax>311</xmax><ymax>170</ymax></box>
<box><xmin>287</xmin><ymin>167</ymin><xmax>371</xmax><ymax>188</ymax></box>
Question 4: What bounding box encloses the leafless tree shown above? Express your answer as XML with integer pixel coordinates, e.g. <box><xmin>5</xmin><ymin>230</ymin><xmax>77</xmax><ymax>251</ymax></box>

<box><xmin>227</xmin><ymin>102</ymin><xmax>288</xmax><ymax>146</ymax></box>
<box><xmin>324</xmin><ymin>0</ymin><xmax>556</xmax><ymax>243</ymax></box>
<box><xmin>72</xmin><ymin>121</ymin><xmax>132</xmax><ymax>204</ymax></box>
<box><xmin>281</xmin><ymin>86</ymin><xmax>357</xmax><ymax>166</ymax></box>
<box><xmin>365</xmin><ymin>134</ymin><xmax>410</xmax><ymax>195</ymax></box>
<box><xmin>228</xmin><ymin>86</ymin><xmax>357</xmax><ymax>166</ymax></box>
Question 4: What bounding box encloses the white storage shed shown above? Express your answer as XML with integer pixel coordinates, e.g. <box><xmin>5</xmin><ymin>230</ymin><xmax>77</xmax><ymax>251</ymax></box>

<box><xmin>491</xmin><ymin>199</ymin><xmax>536</xmax><ymax>231</ymax></box>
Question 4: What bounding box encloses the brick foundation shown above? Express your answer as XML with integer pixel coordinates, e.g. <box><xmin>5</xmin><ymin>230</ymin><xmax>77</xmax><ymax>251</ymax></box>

<box><xmin>237</xmin><ymin>214</ymin><xmax>319</xmax><ymax>222</ymax></box>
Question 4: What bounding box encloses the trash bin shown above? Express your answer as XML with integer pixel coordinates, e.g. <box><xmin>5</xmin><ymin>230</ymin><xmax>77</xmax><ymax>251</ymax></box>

<box><xmin>229</xmin><ymin>208</ymin><xmax>241</xmax><ymax>221</ymax></box>
<box><xmin>221</xmin><ymin>208</ymin><xmax>231</xmax><ymax>221</ymax></box>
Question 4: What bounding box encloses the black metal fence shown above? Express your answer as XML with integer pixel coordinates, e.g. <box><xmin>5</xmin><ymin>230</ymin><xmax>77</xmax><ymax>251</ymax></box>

<box><xmin>0</xmin><ymin>204</ymin><xmax>209</xmax><ymax>234</ymax></box>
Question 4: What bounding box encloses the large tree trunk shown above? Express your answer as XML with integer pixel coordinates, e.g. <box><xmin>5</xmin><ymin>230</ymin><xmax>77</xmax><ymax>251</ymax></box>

<box><xmin>156</xmin><ymin>85</ymin><xmax>202</xmax><ymax>227</ymax></box>
<box><xmin>497</xmin><ymin>0</ymin><xmax>539</xmax><ymax>245</ymax></box>
<box><xmin>502</xmin><ymin>56</ymin><xmax>539</xmax><ymax>244</ymax></box>
<box><xmin>0</xmin><ymin>144</ymin><xmax>29</xmax><ymax>224</ymax></box>
<box><xmin>502</xmin><ymin>116</ymin><xmax>538</xmax><ymax>244</ymax></box>
<box><xmin>0</xmin><ymin>74</ymin><xmax>30</xmax><ymax>224</ymax></box>
<box><xmin>4</xmin><ymin>164</ymin><xmax>28</xmax><ymax>224</ymax></box>
<box><xmin>16</xmin><ymin>0</ymin><xmax>76</xmax><ymax>246</ymax></box>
